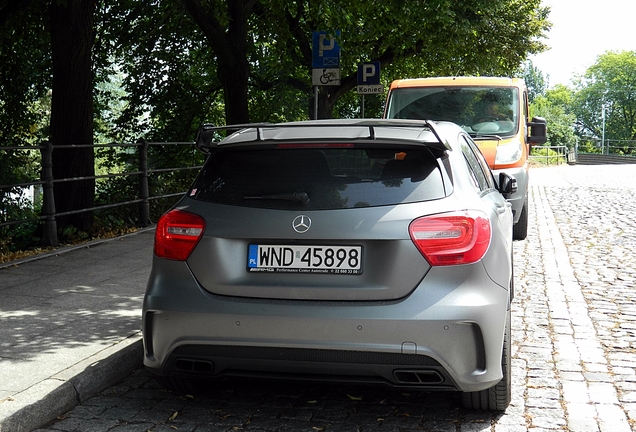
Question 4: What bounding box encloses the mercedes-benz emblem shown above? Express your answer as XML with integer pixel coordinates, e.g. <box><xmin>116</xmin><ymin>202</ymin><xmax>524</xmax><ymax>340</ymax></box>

<box><xmin>292</xmin><ymin>215</ymin><xmax>311</xmax><ymax>233</ymax></box>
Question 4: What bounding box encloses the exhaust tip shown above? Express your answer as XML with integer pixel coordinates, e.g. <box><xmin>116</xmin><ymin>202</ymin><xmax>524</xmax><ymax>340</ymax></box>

<box><xmin>394</xmin><ymin>369</ymin><xmax>444</xmax><ymax>384</ymax></box>
<box><xmin>175</xmin><ymin>358</ymin><xmax>214</xmax><ymax>373</ymax></box>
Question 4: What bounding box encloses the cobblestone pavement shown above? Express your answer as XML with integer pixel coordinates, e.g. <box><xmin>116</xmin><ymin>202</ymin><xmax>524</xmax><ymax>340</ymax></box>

<box><xmin>36</xmin><ymin>165</ymin><xmax>636</xmax><ymax>432</ymax></box>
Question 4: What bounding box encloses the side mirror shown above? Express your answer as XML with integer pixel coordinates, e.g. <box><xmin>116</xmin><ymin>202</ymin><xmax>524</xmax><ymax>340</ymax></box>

<box><xmin>498</xmin><ymin>172</ymin><xmax>518</xmax><ymax>197</ymax></box>
<box><xmin>195</xmin><ymin>123</ymin><xmax>217</xmax><ymax>153</ymax></box>
<box><xmin>528</xmin><ymin>116</ymin><xmax>547</xmax><ymax>145</ymax></box>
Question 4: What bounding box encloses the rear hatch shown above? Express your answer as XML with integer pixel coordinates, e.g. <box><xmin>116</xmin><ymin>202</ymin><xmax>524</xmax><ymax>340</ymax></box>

<box><xmin>181</xmin><ymin>123</ymin><xmax>455</xmax><ymax>301</ymax></box>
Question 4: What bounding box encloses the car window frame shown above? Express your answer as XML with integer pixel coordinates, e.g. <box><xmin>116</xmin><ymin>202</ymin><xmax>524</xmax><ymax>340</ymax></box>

<box><xmin>465</xmin><ymin>135</ymin><xmax>496</xmax><ymax>190</ymax></box>
<box><xmin>460</xmin><ymin>135</ymin><xmax>492</xmax><ymax>192</ymax></box>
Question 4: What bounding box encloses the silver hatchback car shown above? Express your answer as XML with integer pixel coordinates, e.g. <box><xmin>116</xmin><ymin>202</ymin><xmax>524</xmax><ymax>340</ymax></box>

<box><xmin>143</xmin><ymin>119</ymin><xmax>516</xmax><ymax>411</ymax></box>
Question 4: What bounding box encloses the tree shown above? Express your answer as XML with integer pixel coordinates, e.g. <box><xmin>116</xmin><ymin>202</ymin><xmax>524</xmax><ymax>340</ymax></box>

<box><xmin>178</xmin><ymin>0</ymin><xmax>551</xmax><ymax>121</ymax></box>
<box><xmin>1</xmin><ymin>0</ymin><xmax>97</xmax><ymax>234</ymax></box>
<box><xmin>99</xmin><ymin>0</ymin><xmax>224</xmax><ymax>142</ymax></box>
<box><xmin>0</xmin><ymin>1</ymin><xmax>51</xmax><ymax>248</ymax></box>
<box><xmin>304</xmin><ymin>0</ymin><xmax>551</xmax><ymax>118</ymax></box>
<box><xmin>180</xmin><ymin>0</ymin><xmax>253</xmax><ymax>124</ymax></box>
<box><xmin>49</xmin><ymin>0</ymin><xmax>96</xmax><ymax>232</ymax></box>
<box><xmin>97</xmin><ymin>0</ymin><xmax>551</xmax><ymax>133</ymax></box>
<box><xmin>0</xmin><ymin>1</ymin><xmax>51</xmax><ymax>147</ymax></box>
<box><xmin>573</xmin><ymin>51</ymin><xmax>636</xmax><ymax>142</ymax></box>
<box><xmin>521</xmin><ymin>60</ymin><xmax>547</xmax><ymax>103</ymax></box>
<box><xmin>1</xmin><ymin>0</ymin><xmax>552</xmax><ymax>245</ymax></box>
<box><xmin>531</xmin><ymin>88</ymin><xmax>576</xmax><ymax>149</ymax></box>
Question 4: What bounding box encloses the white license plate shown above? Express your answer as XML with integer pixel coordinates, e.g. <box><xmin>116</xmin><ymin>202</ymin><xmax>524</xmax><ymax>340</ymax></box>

<box><xmin>247</xmin><ymin>244</ymin><xmax>363</xmax><ymax>274</ymax></box>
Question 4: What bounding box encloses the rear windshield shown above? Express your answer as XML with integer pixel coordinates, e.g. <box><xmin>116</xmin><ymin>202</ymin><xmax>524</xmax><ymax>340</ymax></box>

<box><xmin>189</xmin><ymin>147</ymin><xmax>448</xmax><ymax>210</ymax></box>
<box><xmin>385</xmin><ymin>86</ymin><xmax>519</xmax><ymax>138</ymax></box>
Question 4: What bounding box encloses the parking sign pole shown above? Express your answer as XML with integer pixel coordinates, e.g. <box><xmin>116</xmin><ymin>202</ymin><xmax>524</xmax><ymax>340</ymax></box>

<box><xmin>312</xmin><ymin>31</ymin><xmax>341</xmax><ymax>120</ymax></box>
<box><xmin>361</xmin><ymin>95</ymin><xmax>365</xmax><ymax>118</ymax></box>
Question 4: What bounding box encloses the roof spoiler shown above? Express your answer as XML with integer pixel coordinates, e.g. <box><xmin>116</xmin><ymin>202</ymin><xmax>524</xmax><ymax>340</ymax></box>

<box><xmin>194</xmin><ymin>120</ymin><xmax>449</xmax><ymax>153</ymax></box>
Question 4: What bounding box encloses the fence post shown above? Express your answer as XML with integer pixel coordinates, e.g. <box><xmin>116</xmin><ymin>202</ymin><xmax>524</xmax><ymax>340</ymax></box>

<box><xmin>138</xmin><ymin>140</ymin><xmax>150</xmax><ymax>227</ymax></box>
<box><xmin>40</xmin><ymin>141</ymin><xmax>59</xmax><ymax>247</ymax></box>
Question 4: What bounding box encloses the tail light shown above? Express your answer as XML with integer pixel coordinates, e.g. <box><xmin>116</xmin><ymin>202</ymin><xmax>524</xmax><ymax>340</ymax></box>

<box><xmin>154</xmin><ymin>209</ymin><xmax>205</xmax><ymax>261</ymax></box>
<box><xmin>409</xmin><ymin>211</ymin><xmax>491</xmax><ymax>266</ymax></box>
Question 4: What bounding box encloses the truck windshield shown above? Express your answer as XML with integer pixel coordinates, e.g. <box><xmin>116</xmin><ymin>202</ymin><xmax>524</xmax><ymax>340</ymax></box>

<box><xmin>385</xmin><ymin>86</ymin><xmax>519</xmax><ymax>138</ymax></box>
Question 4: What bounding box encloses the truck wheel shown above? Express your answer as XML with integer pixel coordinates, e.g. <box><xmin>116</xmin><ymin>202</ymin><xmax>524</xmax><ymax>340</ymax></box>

<box><xmin>512</xmin><ymin>196</ymin><xmax>528</xmax><ymax>240</ymax></box>
<box><xmin>461</xmin><ymin>306</ymin><xmax>511</xmax><ymax>411</ymax></box>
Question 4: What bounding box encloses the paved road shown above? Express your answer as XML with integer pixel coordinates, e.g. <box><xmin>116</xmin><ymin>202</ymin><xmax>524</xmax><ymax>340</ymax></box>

<box><xmin>36</xmin><ymin>165</ymin><xmax>636</xmax><ymax>432</ymax></box>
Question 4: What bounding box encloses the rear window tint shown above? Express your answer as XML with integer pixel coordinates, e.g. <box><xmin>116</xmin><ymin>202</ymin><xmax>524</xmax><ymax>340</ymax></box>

<box><xmin>189</xmin><ymin>147</ymin><xmax>448</xmax><ymax>210</ymax></box>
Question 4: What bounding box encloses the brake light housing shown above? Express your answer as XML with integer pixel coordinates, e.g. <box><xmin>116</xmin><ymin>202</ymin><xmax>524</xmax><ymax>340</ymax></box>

<box><xmin>409</xmin><ymin>211</ymin><xmax>491</xmax><ymax>266</ymax></box>
<box><xmin>155</xmin><ymin>209</ymin><xmax>205</xmax><ymax>261</ymax></box>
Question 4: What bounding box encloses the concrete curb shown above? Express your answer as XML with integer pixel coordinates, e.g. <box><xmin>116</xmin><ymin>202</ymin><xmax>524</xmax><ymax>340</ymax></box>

<box><xmin>0</xmin><ymin>334</ymin><xmax>143</xmax><ymax>432</ymax></box>
<box><xmin>0</xmin><ymin>227</ymin><xmax>155</xmax><ymax>271</ymax></box>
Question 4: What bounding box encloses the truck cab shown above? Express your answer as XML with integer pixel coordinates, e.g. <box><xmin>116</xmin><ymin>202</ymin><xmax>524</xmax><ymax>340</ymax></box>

<box><xmin>383</xmin><ymin>76</ymin><xmax>547</xmax><ymax>240</ymax></box>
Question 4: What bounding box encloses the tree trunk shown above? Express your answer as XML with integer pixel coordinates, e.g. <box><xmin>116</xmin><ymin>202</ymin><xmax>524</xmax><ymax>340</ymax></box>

<box><xmin>49</xmin><ymin>0</ymin><xmax>95</xmax><ymax>232</ymax></box>
<box><xmin>217</xmin><ymin>34</ymin><xmax>250</xmax><ymax>124</ymax></box>
<box><xmin>181</xmin><ymin>0</ymin><xmax>251</xmax><ymax>125</ymax></box>
<box><xmin>313</xmin><ymin>73</ymin><xmax>357</xmax><ymax>119</ymax></box>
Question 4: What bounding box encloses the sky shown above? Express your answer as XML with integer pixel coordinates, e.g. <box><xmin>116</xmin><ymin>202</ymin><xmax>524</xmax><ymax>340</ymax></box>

<box><xmin>529</xmin><ymin>0</ymin><xmax>636</xmax><ymax>88</ymax></box>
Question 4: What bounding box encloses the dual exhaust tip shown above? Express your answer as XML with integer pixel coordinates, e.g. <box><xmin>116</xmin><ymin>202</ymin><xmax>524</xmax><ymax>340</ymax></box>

<box><xmin>173</xmin><ymin>358</ymin><xmax>444</xmax><ymax>385</ymax></box>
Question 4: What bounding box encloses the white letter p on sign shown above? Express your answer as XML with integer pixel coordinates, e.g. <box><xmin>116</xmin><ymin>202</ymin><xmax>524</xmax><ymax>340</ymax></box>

<box><xmin>319</xmin><ymin>34</ymin><xmax>335</xmax><ymax>56</ymax></box>
<box><xmin>362</xmin><ymin>64</ymin><xmax>376</xmax><ymax>82</ymax></box>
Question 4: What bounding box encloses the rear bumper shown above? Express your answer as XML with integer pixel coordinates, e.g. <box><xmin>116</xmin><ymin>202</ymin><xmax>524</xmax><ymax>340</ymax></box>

<box><xmin>143</xmin><ymin>259</ymin><xmax>510</xmax><ymax>393</ymax></box>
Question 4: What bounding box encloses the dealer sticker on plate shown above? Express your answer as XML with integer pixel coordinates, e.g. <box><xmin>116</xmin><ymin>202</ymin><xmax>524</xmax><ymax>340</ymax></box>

<box><xmin>248</xmin><ymin>244</ymin><xmax>362</xmax><ymax>274</ymax></box>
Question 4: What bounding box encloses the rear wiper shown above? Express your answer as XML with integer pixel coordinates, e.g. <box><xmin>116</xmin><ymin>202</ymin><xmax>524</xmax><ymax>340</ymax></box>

<box><xmin>243</xmin><ymin>192</ymin><xmax>310</xmax><ymax>205</ymax></box>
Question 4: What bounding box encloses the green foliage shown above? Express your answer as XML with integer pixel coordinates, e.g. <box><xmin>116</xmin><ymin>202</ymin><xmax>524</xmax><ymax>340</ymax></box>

<box><xmin>531</xmin><ymin>94</ymin><xmax>576</xmax><ymax>149</ymax></box>
<box><xmin>607</xmin><ymin>140</ymin><xmax>636</xmax><ymax>156</ymax></box>
<box><xmin>572</xmin><ymin>50</ymin><xmax>636</xmax><ymax>141</ymax></box>
<box><xmin>527</xmin><ymin>52</ymin><xmax>636</xmax><ymax>153</ymax></box>
<box><xmin>2</xmin><ymin>0</ymin><xmax>552</xmax><ymax>142</ymax></box>
<box><xmin>521</xmin><ymin>60</ymin><xmax>547</xmax><ymax>103</ymax></box>
<box><xmin>111</xmin><ymin>0</ymin><xmax>551</xmax><ymax>124</ymax></box>
<box><xmin>0</xmin><ymin>192</ymin><xmax>42</xmax><ymax>253</ymax></box>
<box><xmin>1</xmin><ymin>0</ymin><xmax>552</xmax><ymax>254</ymax></box>
<box><xmin>98</xmin><ymin>0</ymin><xmax>225</xmax><ymax>142</ymax></box>
<box><xmin>576</xmin><ymin>139</ymin><xmax>600</xmax><ymax>154</ymax></box>
<box><xmin>0</xmin><ymin>2</ymin><xmax>51</xmax><ymax>147</ymax></box>
<box><xmin>262</xmin><ymin>0</ymin><xmax>551</xmax><ymax>117</ymax></box>
<box><xmin>545</xmin><ymin>84</ymin><xmax>574</xmax><ymax>108</ymax></box>
<box><xmin>0</xmin><ymin>1</ymin><xmax>51</xmax><ymax>203</ymax></box>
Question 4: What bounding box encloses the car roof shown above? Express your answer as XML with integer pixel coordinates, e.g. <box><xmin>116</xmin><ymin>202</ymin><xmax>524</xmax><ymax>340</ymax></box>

<box><xmin>195</xmin><ymin>119</ymin><xmax>461</xmax><ymax>153</ymax></box>
<box><xmin>389</xmin><ymin>76</ymin><xmax>525</xmax><ymax>90</ymax></box>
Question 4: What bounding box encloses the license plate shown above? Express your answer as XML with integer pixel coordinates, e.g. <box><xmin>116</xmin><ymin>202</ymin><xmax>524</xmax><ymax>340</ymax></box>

<box><xmin>247</xmin><ymin>244</ymin><xmax>363</xmax><ymax>274</ymax></box>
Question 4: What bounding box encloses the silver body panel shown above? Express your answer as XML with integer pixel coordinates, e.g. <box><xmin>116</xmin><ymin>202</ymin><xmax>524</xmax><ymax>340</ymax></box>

<box><xmin>144</xmin><ymin>259</ymin><xmax>508</xmax><ymax>392</ymax></box>
<box><xmin>143</xmin><ymin>120</ymin><xmax>514</xmax><ymax>393</ymax></box>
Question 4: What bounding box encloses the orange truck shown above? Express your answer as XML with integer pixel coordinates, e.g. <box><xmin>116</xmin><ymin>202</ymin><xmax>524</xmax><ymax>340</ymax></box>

<box><xmin>383</xmin><ymin>76</ymin><xmax>547</xmax><ymax>240</ymax></box>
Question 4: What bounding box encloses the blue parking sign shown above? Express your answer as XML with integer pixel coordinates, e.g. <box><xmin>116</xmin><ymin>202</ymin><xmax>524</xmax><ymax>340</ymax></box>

<box><xmin>357</xmin><ymin>62</ymin><xmax>381</xmax><ymax>85</ymax></box>
<box><xmin>312</xmin><ymin>31</ymin><xmax>340</xmax><ymax>68</ymax></box>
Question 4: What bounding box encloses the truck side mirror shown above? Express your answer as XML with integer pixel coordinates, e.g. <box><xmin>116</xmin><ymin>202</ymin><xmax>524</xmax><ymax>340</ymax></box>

<box><xmin>498</xmin><ymin>172</ymin><xmax>518</xmax><ymax>197</ymax></box>
<box><xmin>528</xmin><ymin>116</ymin><xmax>547</xmax><ymax>145</ymax></box>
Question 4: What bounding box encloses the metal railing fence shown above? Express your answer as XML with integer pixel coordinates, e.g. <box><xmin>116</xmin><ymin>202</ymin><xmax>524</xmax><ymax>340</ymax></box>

<box><xmin>0</xmin><ymin>140</ymin><xmax>202</xmax><ymax>247</ymax></box>
<box><xmin>603</xmin><ymin>140</ymin><xmax>636</xmax><ymax>156</ymax></box>
<box><xmin>529</xmin><ymin>145</ymin><xmax>568</xmax><ymax>165</ymax></box>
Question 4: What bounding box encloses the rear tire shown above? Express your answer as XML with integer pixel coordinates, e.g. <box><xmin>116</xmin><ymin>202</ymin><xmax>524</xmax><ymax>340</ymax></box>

<box><xmin>461</xmin><ymin>306</ymin><xmax>511</xmax><ymax>411</ymax></box>
<box><xmin>512</xmin><ymin>196</ymin><xmax>528</xmax><ymax>240</ymax></box>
